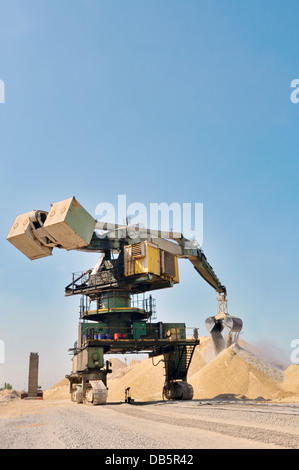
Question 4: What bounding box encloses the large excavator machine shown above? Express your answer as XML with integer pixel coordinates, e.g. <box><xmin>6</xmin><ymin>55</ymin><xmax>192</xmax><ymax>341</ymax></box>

<box><xmin>7</xmin><ymin>197</ymin><xmax>242</xmax><ymax>404</ymax></box>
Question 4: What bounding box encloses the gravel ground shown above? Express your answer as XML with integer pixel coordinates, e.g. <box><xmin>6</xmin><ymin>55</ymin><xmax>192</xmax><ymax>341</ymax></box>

<box><xmin>0</xmin><ymin>398</ymin><xmax>299</xmax><ymax>449</ymax></box>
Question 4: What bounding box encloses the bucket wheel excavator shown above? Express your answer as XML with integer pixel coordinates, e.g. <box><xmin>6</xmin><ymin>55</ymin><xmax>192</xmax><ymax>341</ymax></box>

<box><xmin>7</xmin><ymin>197</ymin><xmax>242</xmax><ymax>404</ymax></box>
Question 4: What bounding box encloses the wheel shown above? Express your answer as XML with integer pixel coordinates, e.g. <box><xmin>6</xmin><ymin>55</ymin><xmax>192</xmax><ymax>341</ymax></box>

<box><xmin>163</xmin><ymin>381</ymin><xmax>193</xmax><ymax>401</ymax></box>
<box><xmin>71</xmin><ymin>384</ymin><xmax>83</xmax><ymax>404</ymax></box>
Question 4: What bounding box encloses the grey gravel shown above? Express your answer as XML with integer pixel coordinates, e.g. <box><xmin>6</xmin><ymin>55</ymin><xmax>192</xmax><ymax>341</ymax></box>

<box><xmin>0</xmin><ymin>399</ymin><xmax>299</xmax><ymax>449</ymax></box>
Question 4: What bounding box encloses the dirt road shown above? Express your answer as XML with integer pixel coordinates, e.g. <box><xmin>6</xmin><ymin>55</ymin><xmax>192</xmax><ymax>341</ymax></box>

<box><xmin>0</xmin><ymin>398</ymin><xmax>299</xmax><ymax>449</ymax></box>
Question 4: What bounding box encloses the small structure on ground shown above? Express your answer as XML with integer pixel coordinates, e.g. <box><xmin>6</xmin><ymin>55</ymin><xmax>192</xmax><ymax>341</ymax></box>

<box><xmin>21</xmin><ymin>352</ymin><xmax>43</xmax><ymax>399</ymax></box>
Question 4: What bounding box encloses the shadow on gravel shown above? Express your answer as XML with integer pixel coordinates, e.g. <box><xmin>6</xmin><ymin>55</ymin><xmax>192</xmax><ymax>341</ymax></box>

<box><xmin>106</xmin><ymin>394</ymin><xmax>271</xmax><ymax>406</ymax></box>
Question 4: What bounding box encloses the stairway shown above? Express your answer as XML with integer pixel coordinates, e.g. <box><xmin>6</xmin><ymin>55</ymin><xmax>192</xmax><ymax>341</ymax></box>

<box><xmin>175</xmin><ymin>344</ymin><xmax>195</xmax><ymax>380</ymax></box>
<box><xmin>163</xmin><ymin>344</ymin><xmax>196</xmax><ymax>382</ymax></box>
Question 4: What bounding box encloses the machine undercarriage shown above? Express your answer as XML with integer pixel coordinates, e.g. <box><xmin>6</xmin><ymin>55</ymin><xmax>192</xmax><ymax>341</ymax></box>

<box><xmin>65</xmin><ymin>279</ymin><xmax>199</xmax><ymax>405</ymax></box>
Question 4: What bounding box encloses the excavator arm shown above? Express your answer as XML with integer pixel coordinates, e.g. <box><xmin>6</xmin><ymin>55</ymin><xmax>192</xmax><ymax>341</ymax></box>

<box><xmin>177</xmin><ymin>244</ymin><xmax>226</xmax><ymax>295</ymax></box>
<box><xmin>143</xmin><ymin>235</ymin><xmax>242</xmax><ymax>350</ymax></box>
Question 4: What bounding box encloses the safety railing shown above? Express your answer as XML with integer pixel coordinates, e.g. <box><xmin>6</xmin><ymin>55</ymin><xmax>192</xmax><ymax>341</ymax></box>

<box><xmin>79</xmin><ymin>291</ymin><xmax>156</xmax><ymax>319</ymax></box>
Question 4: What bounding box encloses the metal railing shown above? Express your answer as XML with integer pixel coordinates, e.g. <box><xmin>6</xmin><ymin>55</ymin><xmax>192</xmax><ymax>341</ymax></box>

<box><xmin>78</xmin><ymin>325</ymin><xmax>199</xmax><ymax>345</ymax></box>
<box><xmin>78</xmin><ymin>291</ymin><xmax>156</xmax><ymax>319</ymax></box>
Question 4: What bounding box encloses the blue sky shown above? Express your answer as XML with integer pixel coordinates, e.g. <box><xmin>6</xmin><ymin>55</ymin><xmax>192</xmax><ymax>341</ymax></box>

<box><xmin>0</xmin><ymin>0</ymin><xmax>299</xmax><ymax>389</ymax></box>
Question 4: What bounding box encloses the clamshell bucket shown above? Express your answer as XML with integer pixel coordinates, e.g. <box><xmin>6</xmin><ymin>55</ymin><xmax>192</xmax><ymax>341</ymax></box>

<box><xmin>205</xmin><ymin>294</ymin><xmax>243</xmax><ymax>354</ymax></box>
